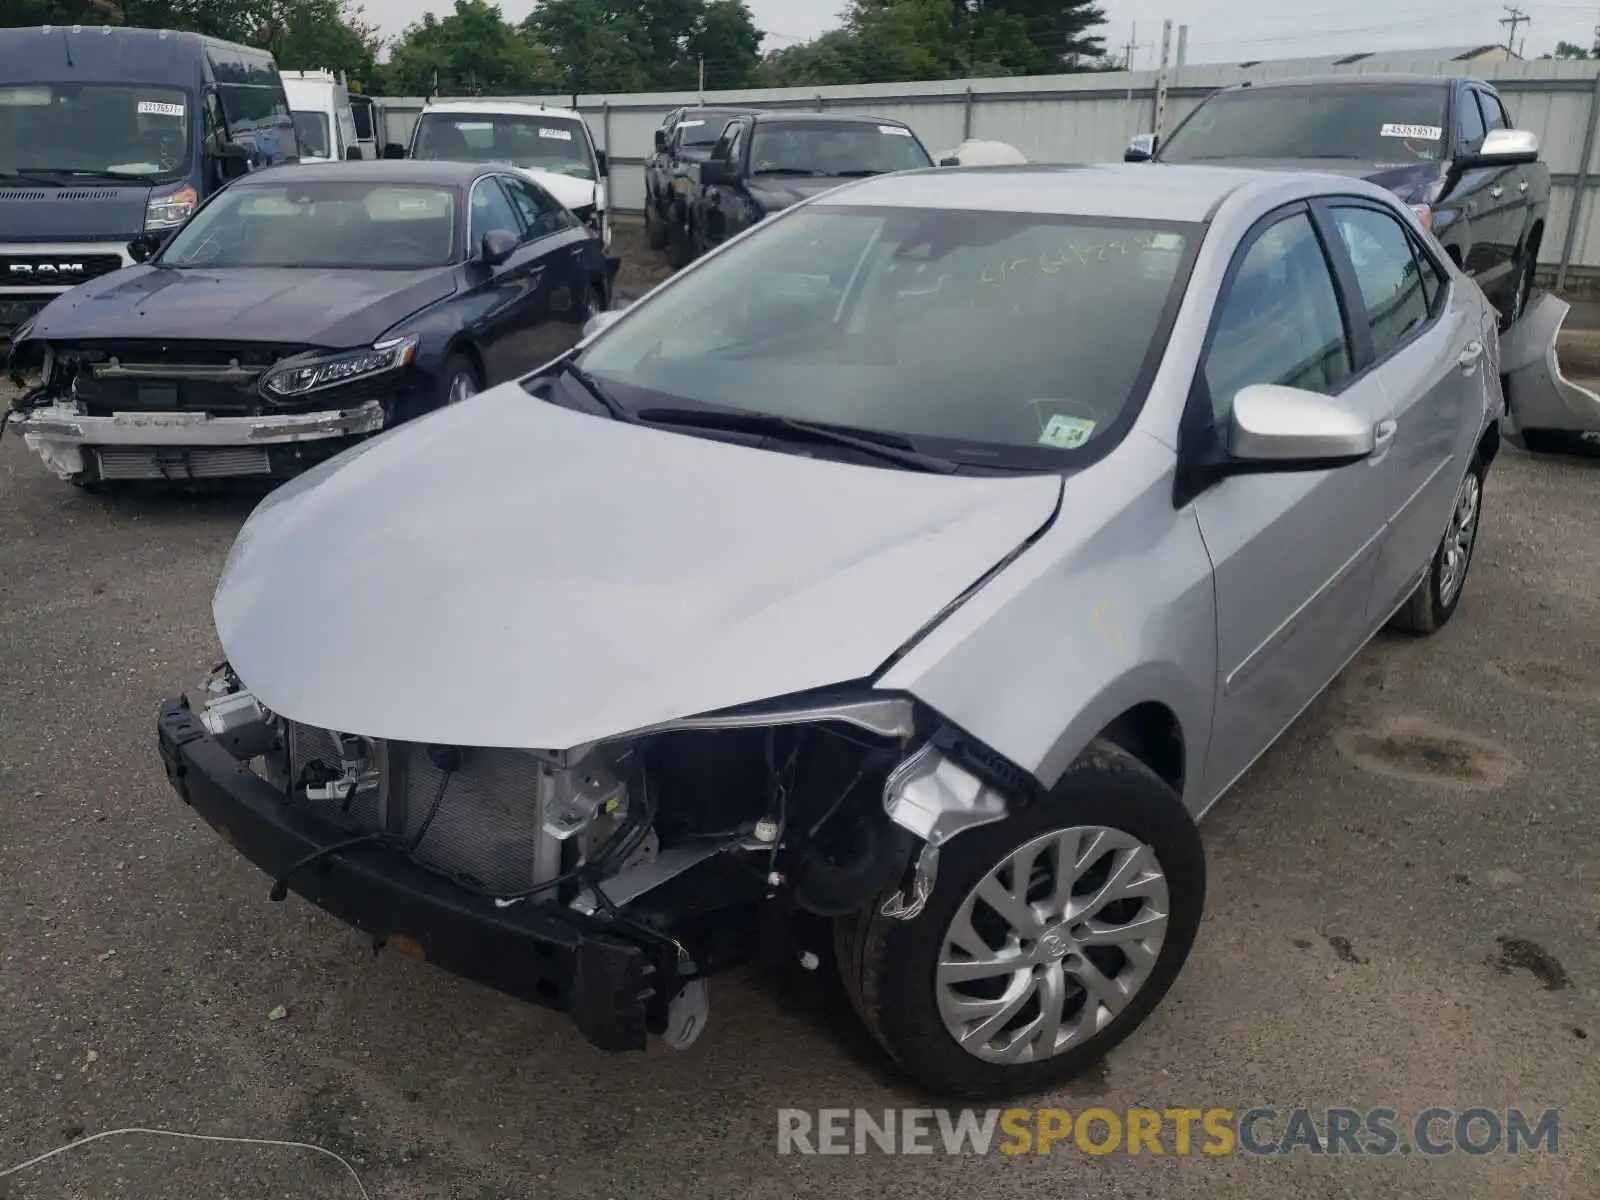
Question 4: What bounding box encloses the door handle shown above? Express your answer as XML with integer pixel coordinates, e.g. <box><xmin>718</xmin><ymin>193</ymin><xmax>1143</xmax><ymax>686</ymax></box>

<box><xmin>1457</xmin><ymin>340</ymin><xmax>1485</xmax><ymax>372</ymax></box>
<box><xmin>1372</xmin><ymin>419</ymin><xmax>1397</xmax><ymax>449</ymax></box>
<box><xmin>1491</xmin><ymin>185</ymin><xmax>1504</xmax><ymax>200</ymax></box>
<box><xmin>1519</xmin><ymin>179</ymin><xmax>1529</xmax><ymax>193</ymax></box>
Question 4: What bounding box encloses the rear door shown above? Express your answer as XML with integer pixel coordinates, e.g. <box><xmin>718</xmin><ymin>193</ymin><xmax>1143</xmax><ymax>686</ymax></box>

<box><xmin>1192</xmin><ymin>204</ymin><xmax>1399</xmax><ymax>799</ymax></box>
<box><xmin>1466</xmin><ymin>86</ymin><xmax>1523</xmax><ymax>299</ymax></box>
<box><xmin>1321</xmin><ymin>199</ymin><xmax>1482</xmax><ymax>622</ymax></box>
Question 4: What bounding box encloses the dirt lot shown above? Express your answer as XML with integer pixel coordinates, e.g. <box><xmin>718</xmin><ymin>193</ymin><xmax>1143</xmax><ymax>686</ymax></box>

<box><xmin>0</xmin><ymin>271</ymin><xmax>1597</xmax><ymax>1198</ymax></box>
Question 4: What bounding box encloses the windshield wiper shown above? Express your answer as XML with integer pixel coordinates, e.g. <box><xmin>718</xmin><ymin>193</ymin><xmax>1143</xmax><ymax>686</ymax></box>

<box><xmin>750</xmin><ymin>167</ymin><xmax>822</xmax><ymax>176</ymax></box>
<box><xmin>554</xmin><ymin>360</ymin><xmax>640</xmax><ymax>424</ymax></box>
<box><xmin>833</xmin><ymin>169</ymin><xmax>886</xmax><ymax>177</ymax></box>
<box><xmin>19</xmin><ymin>167</ymin><xmax>148</xmax><ymax>182</ymax></box>
<box><xmin>635</xmin><ymin>407</ymin><xmax>960</xmax><ymax>474</ymax></box>
<box><xmin>0</xmin><ymin>170</ymin><xmax>64</xmax><ymax>187</ymax></box>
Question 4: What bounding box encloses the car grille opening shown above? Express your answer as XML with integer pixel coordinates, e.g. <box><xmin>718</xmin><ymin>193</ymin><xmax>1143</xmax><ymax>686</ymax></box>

<box><xmin>95</xmin><ymin>447</ymin><xmax>271</xmax><ymax>480</ymax></box>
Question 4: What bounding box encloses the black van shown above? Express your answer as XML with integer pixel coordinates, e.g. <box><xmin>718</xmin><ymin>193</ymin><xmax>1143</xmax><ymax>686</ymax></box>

<box><xmin>0</xmin><ymin>25</ymin><xmax>300</xmax><ymax>338</ymax></box>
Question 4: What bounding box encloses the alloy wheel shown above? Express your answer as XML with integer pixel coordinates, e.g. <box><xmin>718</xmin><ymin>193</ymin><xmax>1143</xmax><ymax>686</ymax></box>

<box><xmin>446</xmin><ymin>373</ymin><xmax>477</xmax><ymax>406</ymax></box>
<box><xmin>1438</xmin><ymin>470</ymin><xmax>1481</xmax><ymax>607</ymax></box>
<box><xmin>936</xmin><ymin>825</ymin><xmax>1170</xmax><ymax>1065</ymax></box>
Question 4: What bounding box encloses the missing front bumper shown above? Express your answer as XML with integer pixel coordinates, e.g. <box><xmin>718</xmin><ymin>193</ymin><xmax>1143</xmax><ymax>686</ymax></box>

<box><xmin>9</xmin><ymin>400</ymin><xmax>388</xmax><ymax>481</ymax></box>
<box><xmin>155</xmin><ymin>697</ymin><xmax>676</xmax><ymax>1052</ymax></box>
<box><xmin>1501</xmin><ymin>292</ymin><xmax>1600</xmax><ymax>452</ymax></box>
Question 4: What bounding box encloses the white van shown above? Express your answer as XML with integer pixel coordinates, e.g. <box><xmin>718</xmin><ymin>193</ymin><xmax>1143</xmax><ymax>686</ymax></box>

<box><xmin>282</xmin><ymin>69</ymin><xmax>360</xmax><ymax>162</ymax></box>
<box><xmin>395</xmin><ymin>99</ymin><xmax>613</xmax><ymax>255</ymax></box>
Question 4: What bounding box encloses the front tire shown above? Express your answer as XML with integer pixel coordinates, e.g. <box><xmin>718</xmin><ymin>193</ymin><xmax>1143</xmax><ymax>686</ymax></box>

<box><xmin>434</xmin><ymin>353</ymin><xmax>480</xmax><ymax>412</ymax></box>
<box><xmin>835</xmin><ymin>739</ymin><xmax>1204</xmax><ymax>1100</ymax></box>
<box><xmin>1502</xmin><ymin>249</ymin><xmax>1537</xmax><ymax>330</ymax></box>
<box><xmin>645</xmin><ymin>194</ymin><xmax>668</xmax><ymax>250</ymax></box>
<box><xmin>1388</xmin><ymin>450</ymin><xmax>1486</xmax><ymax>635</ymax></box>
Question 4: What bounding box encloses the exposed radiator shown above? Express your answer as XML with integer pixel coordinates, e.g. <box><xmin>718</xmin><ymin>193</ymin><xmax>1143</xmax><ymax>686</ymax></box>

<box><xmin>96</xmin><ymin>447</ymin><xmax>271</xmax><ymax>480</ymax></box>
<box><xmin>284</xmin><ymin>725</ymin><xmax>561</xmax><ymax>896</ymax></box>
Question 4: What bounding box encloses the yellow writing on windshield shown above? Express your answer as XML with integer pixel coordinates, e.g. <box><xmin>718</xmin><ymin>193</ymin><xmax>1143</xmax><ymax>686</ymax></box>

<box><xmin>979</xmin><ymin>236</ymin><xmax>1171</xmax><ymax>287</ymax></box>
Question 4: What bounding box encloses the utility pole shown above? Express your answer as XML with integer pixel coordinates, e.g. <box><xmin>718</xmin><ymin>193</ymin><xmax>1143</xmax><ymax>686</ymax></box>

<box><xmin>698</xmin><ymin>56</ymin><xmax>705</xmax><ymax>101</ymax></box>
<box><xmin>1122</xmin><ymin>23</ymin><xmax>1137</xmax><ymax>72</ymax></box>
<box><xmin>1500</xmin><ymin>5</ymin><xmax>1529</xmax><ymax>54</ymax></box>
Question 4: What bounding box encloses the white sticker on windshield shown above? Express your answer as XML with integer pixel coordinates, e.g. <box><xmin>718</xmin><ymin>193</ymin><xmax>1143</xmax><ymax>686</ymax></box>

<box><xmin>138</xmin><ymin>101</ymin><xmax>185</xmax><ymax>117</ymax></box>
<box><xmin>1039</xmin><ymin>414</ymin><xmax>1096</xmax><ymax>449</ymax></box>
<box><xmin>679</xmin><ymin>119</ymin><xmax>706</xmax><ymax>128</ymax></box>
<box><xmin>879</xmin><ymin>125</ymin><xmax>913</xmax><ymax>136</ymax></box>
<box><xmin>539</xmin><ymin>127</ymin><xmax>574</xmax><ymax>141</ymax></box>
<box><xmin>1381</xmin><ymin>123</ymin><xmax>1442</xmax><ymax>140</ymax></box>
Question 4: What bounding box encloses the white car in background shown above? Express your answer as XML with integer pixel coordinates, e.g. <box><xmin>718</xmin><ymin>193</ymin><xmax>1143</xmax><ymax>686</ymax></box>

<box><xmin>282</xmin><ymin>69</ymin><xmax>361</xmax><ymax>163</ymax></box>
<box><xmin>393</xmin><ymin>98</ymin><xmax>614</xmax><ymax>256</ymax></box>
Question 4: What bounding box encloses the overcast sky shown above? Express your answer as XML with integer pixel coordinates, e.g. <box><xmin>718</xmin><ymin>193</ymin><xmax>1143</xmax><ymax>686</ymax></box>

<box><xmin>363</xmin><ymin>0</ymin><xmax>1600</xmax><ymax>68</ymax></box>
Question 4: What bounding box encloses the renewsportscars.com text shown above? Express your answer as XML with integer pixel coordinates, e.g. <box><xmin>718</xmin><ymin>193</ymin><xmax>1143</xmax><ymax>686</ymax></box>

<box><xmin>776</xmin><ymin>1107</ymin><xmax>1560</xmax><ymax>1156</ymax></box>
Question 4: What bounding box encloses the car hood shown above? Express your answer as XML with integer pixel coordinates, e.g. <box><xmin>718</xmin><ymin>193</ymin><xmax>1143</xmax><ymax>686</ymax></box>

<box><xmin>213</xmin><ymin>387</ymin><xmax>1064</xmax><ymax>749</ymax></box>
<box><xmin>0</xmin><ymin>183</ymin><xmax>151</xmax><ymax>241</ymax></box>
<box><xmin>747</xmin><ymin>175</ymin><xmax>855</xmax><ymax>212</ymax></box>
<box><xmin>511</xmin><ymin>167</ymin><xmax>599</xmax><ymax>212</ymax></box>
<box><xmin>26</xmin><ymin>265</ymin><xmax>457</xmax><ymax>347</ymax></box>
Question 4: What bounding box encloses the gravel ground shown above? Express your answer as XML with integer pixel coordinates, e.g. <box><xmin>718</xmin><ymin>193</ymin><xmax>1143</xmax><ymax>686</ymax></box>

<box><xmin>1</xmin><ymin>287</ymin><xmax>1597</xmax><ymax>1198</ymax></box>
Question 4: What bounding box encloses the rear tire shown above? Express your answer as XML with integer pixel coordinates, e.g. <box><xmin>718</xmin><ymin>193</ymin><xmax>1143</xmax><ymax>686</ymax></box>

<box><xmin>1388</xmin><ymin>451</ymin><xmax>1486</xmax><ymax>636</ymax></box>
<box><xmin>834</xmin><ymin>739</ymin><xmax>1204</xmax><ymax>1100</ymax></box>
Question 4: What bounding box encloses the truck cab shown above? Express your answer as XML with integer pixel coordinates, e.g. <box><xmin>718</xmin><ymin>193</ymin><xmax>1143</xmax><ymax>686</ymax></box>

<box><xmin>282</xmin><ymin>69</ymin><xmax>360</xmax><ymax>163</ymax></box>
<box><xmin>0</xmin><ymin>25</ymin><xmax>300</xmax><ymax>339</ymax></box>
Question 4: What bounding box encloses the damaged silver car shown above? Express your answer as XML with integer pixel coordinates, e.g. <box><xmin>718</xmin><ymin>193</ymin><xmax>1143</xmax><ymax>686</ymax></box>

<box><xmin>159</xmin><ymin>164</ymin><xmax>1503</xmax><ymax>1098</ymax></box>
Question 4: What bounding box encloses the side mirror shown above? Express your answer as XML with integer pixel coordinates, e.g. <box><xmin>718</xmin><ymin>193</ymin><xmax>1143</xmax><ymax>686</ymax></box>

<box><xmin>1459</xmin><ymin>127</ymin><xmax>1539</xmax><ymax>170</ymax></box>
<box><xmin>214</xmin><ymin>142</ymin><xmax>251</xmax><ymax>181</ymax></box>
<box><xmin>654</xmin><ymin>129</ymin><xmax>667</xmax><ymax>152</ymax></box>
<box><xmin>1125</xmin><ymin>133</ymin><xmax>1157</xmax><ymax>163</ymax></box>
<box><xmin>595</xmin><ymin>148</ymin><xmax>609</xmax><ymax>175</ymax></box>
<box><xmin>938</xmin><ymin>155</ymin><xmax>960</xmax><ymax>167</ymax></box>
<box><xmin>478</xmin><ymin>228</ymin><xmax>518</xmax><ymax>267</ymax></box>
<box><xmin>382</xmin><ymin>141</ymin><xmax>407</xmax><ymax>160</ymax></box>
<box><xmin>128</xmin><ymin>230</ymin><xmax>171</xmax><ymax>263</ymax></box>
<box><xmin>344</xmin><ymin>145</ymin><xmax>364</xmax><ymax>161</ymax></box>
<box><xmin>1227</xmin><ymin>384</ymin><xmax>1376</xmax><ymax>468</ymax></box>
<box><xmin>582</xmin><ymin>305</ymin><xmax>629</xmax><ymax>340</ymax></box>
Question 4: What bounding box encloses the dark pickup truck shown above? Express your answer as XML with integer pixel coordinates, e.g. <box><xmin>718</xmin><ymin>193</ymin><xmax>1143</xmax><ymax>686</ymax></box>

<box><xmin>644</xmin><ymin>105</ymin><xmax>762</xmax><ymax>265</ymax></box>
<box><xmin>681</xmin><ymin>111</ymin><xmax>935</xmax><ymax>264</ymax></box>
<box><xmin>1127</xmin><ymin>74</ymin><xmax>1550</xmax><ymax>328</ymax></box>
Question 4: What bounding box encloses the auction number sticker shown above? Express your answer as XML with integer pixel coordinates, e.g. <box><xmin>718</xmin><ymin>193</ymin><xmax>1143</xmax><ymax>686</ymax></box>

<box><xmin>679</xmin><ymin>119</ymin><xmax>706</xmax><ymax>128</ymax></box>
<box><xmin>1038</xmin><ymin>414</ymin><xmax>1096</xmax><ymax>449</ymax></box>
<box><xmin>539</xmin><ymin>127</ymin><xmax>574</xmax><ymax>141</ymax></box>
<box><xmin>138</xmin><ymin>101</ymin><xmax>185</xmax><ymax>117</ymax></box>
<box><xmin>880</xmin><ymin>125</ymin><xmax>913</xmax><ymax>136</ymax></box>
<box><xmin>1380</xmin><ymin>123</ymin><xmax>1442</xmax><ymax>140</ymax></box>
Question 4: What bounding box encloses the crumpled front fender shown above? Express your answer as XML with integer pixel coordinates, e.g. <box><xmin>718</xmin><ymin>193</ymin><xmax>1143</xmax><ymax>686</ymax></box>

<box><xmin>1501</xmin><ymin>292</ymin><xmax>1600</xmax><ymax>451</ymax></box>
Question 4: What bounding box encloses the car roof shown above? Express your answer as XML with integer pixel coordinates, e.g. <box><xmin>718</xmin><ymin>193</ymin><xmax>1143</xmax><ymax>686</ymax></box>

<box><xmin>818</xmin><ymin>162</ymin><xmax>1371</xmax><ymax>222</ymax></box>
<box><xmin>238</xmin><ymin>160</ymin><xmax>489</xmax><ymax>187</ymax></box>
<box><xmin>422</xmin><ymin>98</ymin><xmax>585</xmax><ymax>121</ymax></box>
<box><xmin>751</xmin><ymin>111</ymin><xmax>912</xmax><ymax>128</ymax></box>
<box><xmin>1221</xmin><ymin>72</ymin><xmax>1461</xmax><ymax>91</ymax></box>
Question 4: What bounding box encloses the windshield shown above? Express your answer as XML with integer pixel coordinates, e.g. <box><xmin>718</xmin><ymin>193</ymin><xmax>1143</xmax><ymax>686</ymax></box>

<box><xmin>160</xmin><ymin>181</ymin><xmax>457</xmax><ymax>270</ymax></box>
<box><xmin>414</xmin><ymin>113</ymin><xmax>594</xmax><ymax>179</ymax></box>
<box><xmin>293</xmin><ymin>110</ymin><xmax>332</xmax><ymax>158</ymax></box>
<box><xmin>0</xmin><ymin>83</ymin><xmax>191</xmax><ymax>181</ymax></box>
<box><xmin>749</xmin><ymin>122</ymin><xmax>933</xmax><ymax>176</ymax></box>
<box><xmin>1159</xmin><ymin>85</ymin><xmax>1451</xmax><ymax>164</ymax></box>
<box><xmin>576</xmin><ymin>205</ymin><xmax>1196</xmax><ymax>467</ymax></box>
<box><xmin>678</xmin><ymin>115</ymin><xmax>735</xmax><ymax>148</ymax></box>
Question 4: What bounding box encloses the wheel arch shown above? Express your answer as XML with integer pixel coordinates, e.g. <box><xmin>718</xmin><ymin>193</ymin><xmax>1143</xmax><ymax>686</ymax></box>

<box><xmin>442</xmin><ymin>336</ymin><xmax>486</xmax><ymax>387</ymax></box>
<box><xmin>1097</xmin><ymin>702</ymin><xmax>1187</xmax><ymax>794</ymax></box>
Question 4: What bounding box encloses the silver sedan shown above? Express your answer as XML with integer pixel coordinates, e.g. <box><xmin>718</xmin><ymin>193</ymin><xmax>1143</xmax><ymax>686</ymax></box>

<box><xmin>165</xmin><ymin>162</ymin><xmax>1503</xmax><ymax>1099</ymax></box>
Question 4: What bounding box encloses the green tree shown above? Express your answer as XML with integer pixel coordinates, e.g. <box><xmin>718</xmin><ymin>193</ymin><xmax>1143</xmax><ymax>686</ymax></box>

<box><xmin>520</xmin><ymin>0</ymin><xmax>654</xmax><ymax>94</ymax></box>
<box><xmin>1551</xmin><ymin>40</ymin><xmax>1592</xmax><ymax>59</ymax></box>
<box><xmin>247</xmin><ymin>1</ymin><xmax>381</xmax><ymax>83</ymax></box>
<box><xmin>382</xmin><ymin>0</ymin><xmax>558</xmax><ymax>95</ymax></box>
<box><xmin>688</xmin><ymin>0</ymin><xmax>763</xmax><ymax>89</ymax></box>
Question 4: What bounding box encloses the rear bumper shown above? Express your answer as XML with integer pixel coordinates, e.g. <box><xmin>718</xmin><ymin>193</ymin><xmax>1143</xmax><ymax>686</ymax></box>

<box><xmin>155</xmin><ymin>698</ymin><xmax>670</xmax><ymax>1052</ymax></box>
